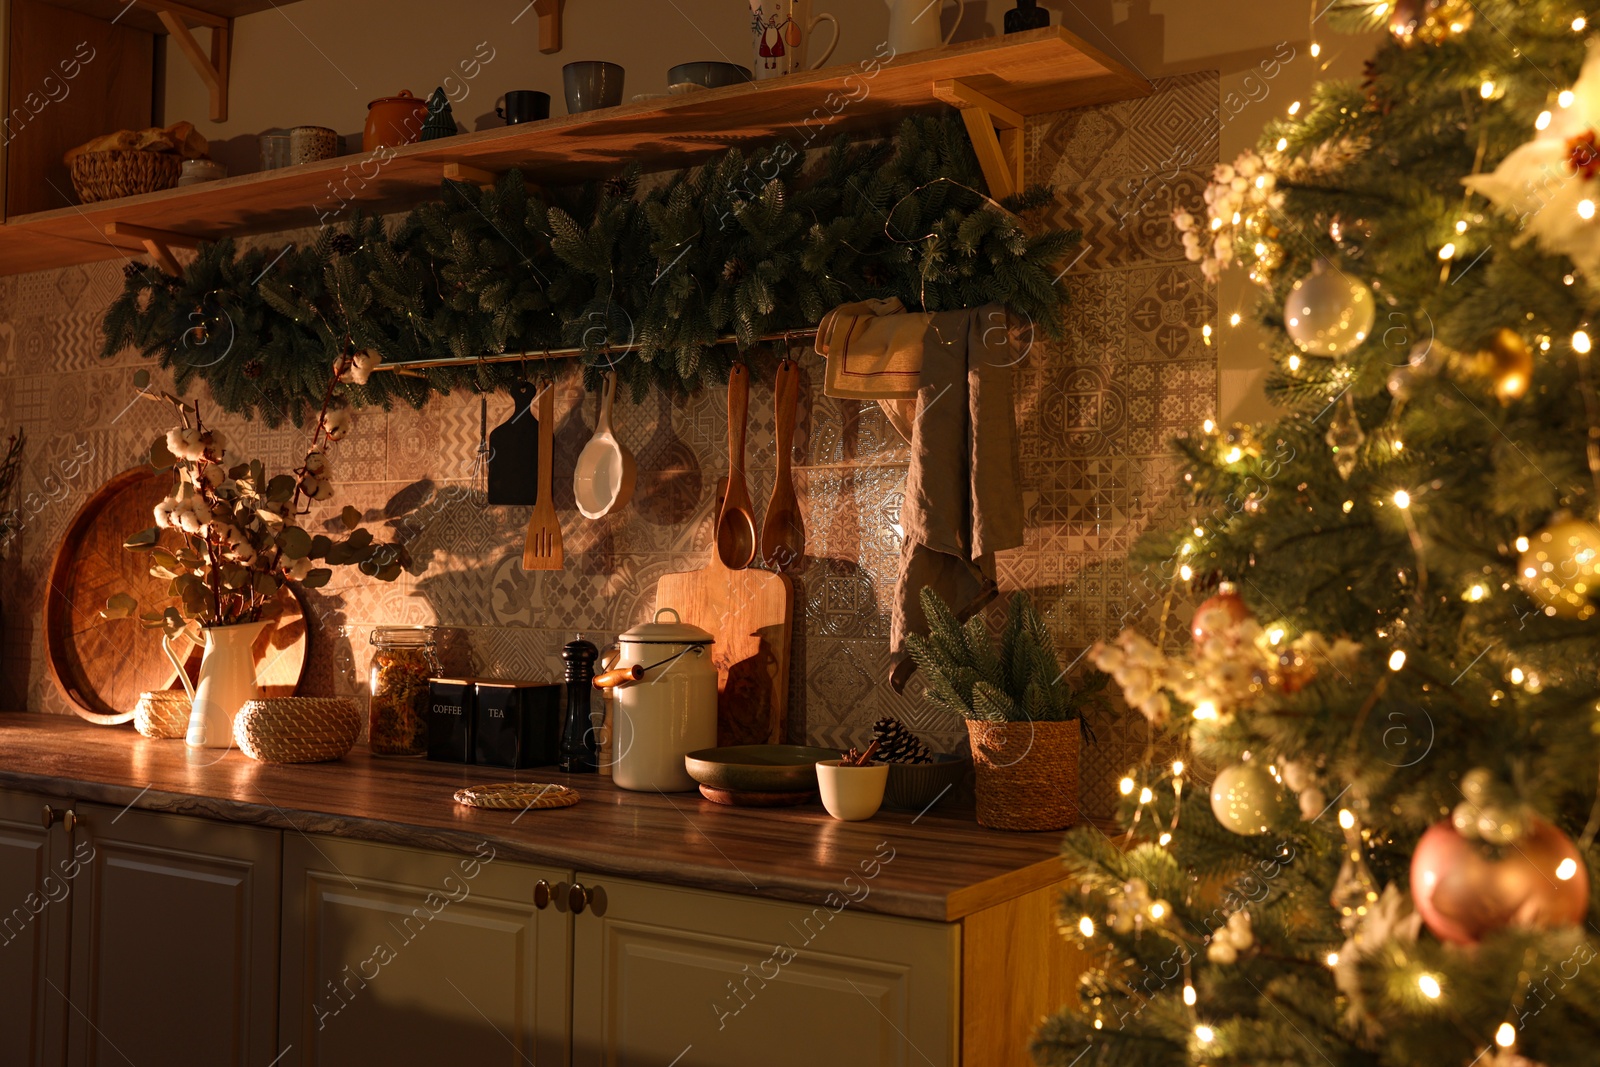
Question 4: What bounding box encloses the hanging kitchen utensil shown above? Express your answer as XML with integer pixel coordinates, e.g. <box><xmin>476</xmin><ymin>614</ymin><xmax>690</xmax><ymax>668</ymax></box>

<box><xmin>471</xmin><ymin>392</ymin><xmax>492</xmax><ymax>508</ymax></box>
<box><xmin>714</xmin><ymin>362</ymin><xmax>758</xmax><ymax>569</ymax></box>
<box><xmin>522</xmin><ymin>381</ymin><xmax>565</xmax><ymax>571</ymax></box>
<box><xmin>573</xmin><ymin>371</ymin><xmax>637</xmax><ymax>519</ymax></box>
<box><xmin>760</xmin><ymin>357</ymin><xmax>805</xmax><ymax>569</ymax></box>
<box><xmin>487</xmin><ymin>379</ymin><xmax>539</xmax><ymax>506</ymax></box>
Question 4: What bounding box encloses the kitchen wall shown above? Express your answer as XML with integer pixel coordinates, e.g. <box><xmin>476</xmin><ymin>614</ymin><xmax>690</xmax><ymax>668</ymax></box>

<box><xmin>0</xmin><ymin>1</ymin><xmax>1379</xmax><ymax>816</ymax></box>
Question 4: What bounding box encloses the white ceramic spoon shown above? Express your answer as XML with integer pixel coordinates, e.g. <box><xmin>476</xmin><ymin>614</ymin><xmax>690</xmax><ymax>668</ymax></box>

<box><xmin>574</xmin><ymin>371</ymin><xmax>636</xmax><ymax>519</ymax></box>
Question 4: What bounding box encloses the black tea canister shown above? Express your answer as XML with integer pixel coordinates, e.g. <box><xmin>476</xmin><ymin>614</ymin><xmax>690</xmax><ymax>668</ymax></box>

<box><xmin>475</xmin><ymin>681</ymin><xmax>563</xmax><ymax>769</ymax></box>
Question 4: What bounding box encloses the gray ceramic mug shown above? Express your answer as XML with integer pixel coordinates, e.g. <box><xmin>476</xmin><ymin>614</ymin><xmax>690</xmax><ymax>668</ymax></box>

<box><xmin>563</xmin><ymin>61</ymin><xmax>625</xmax><ymax>113</ymax></box>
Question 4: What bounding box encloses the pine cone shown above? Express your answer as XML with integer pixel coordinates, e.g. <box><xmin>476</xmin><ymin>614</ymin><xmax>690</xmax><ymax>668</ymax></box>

<box><xmin>722</xmin><ymin>257</ymin><xmax>746</xmax><ymax>283</ymax></box>
<box><xmin>872</xmin><ymin>716</ymin><xmax>932</xmax><ymax>764</ymax></box>
<box><xmin>243</xmin><ymin>360</ymin><xmax>264</xmax><ymax>380</ymax></box>
<box><xmin>331</xmin><ymin>233</ymin><xmax>358</xmax><ymax>256</ymax></box>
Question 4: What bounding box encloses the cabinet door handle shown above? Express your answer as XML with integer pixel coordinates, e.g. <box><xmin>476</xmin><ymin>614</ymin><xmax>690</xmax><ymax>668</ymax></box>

<box><xmin>533</xmin><ymin>880</ymin><xmax>551</xmax><ymax>910</ymax></box>
<box><xmin>62</xmin><ymin>810</ymin><xmax>77</xmax><ymax>836</ymax></box>
<box><xmin>568</xmin><ymin>882</ymin><xmax>589</xmax><ymax>914</ymax></box>
<box><xmin>41</xmin><ymin>805</ymin><xmax>55</xmax><ymax>828</ymax></box>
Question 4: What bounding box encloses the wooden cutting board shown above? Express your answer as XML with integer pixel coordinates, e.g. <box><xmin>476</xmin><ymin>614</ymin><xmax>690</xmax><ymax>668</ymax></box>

<box><xmin>656</xmin><ymin>552</ymin><xmax>793</xmax><ymax>746</ymax></box>
<box><xmin>487</xmin><ymin>379</ymin><xmax>541</xmax><ymax>506</ymax></box>
<box><xmin>44</xmin><ymin>467</ymin><xmax>309</xmax><ymax>725</ymax></box>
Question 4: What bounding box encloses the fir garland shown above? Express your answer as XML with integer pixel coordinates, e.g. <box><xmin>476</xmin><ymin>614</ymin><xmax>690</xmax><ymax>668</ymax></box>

<box><xmin>100</xmin><ymin>115</ymin><xmax>1081</xmax><ymax>424</ymax></box>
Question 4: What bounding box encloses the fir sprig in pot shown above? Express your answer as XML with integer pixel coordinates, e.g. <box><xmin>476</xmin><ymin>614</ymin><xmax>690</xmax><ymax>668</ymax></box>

<box><xmin>905</xmin><ymin>588</ymin><xmax>1103</xmax><ymax>831</ymax></box>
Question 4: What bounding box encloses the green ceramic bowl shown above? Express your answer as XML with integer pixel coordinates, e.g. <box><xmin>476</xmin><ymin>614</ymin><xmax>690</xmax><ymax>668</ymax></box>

<box><xmin>684</xmin><ymin>745</ymin><xmax>837</xmax><ymax>793</ymax></box>
<box><xmin>883</xmin><ymin>754</ymin><xmax>970</xmax><ymax>812</ymax></box>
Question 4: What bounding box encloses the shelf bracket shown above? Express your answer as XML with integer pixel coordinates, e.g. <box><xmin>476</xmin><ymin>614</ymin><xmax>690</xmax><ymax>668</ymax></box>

<box><xmin>531</xmin><ymin>0</ymin><xmax>564</xmax><ymax>54</ymax></box>
<box><xmin>442</xmin><ymin>163</ymin><xmax>500</xmax><ymax>188</ymax></box>
<box><xmin>145</xmin><ymin>2</ymin><xmax>232</xmax><ymax>122</ymax></box>
<box><xmin>933</xmin><ymin>78</ymin><xmax>1023</xmax><ymax>201</ymax></box>
<box><xmin>104</xmin><ymin>222</ymin><xmax>202</xmax><ymax>277</ymax></box>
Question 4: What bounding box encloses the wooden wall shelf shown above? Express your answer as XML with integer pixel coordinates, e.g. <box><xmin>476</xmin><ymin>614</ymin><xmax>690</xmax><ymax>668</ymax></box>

<box><xmin>32</xmin><ymin>0</ymin><xmax>303</xmax><ymax>34</ymax></box>
<box><xmin>0</xmin><ymin>27</ymin><xmax>1150</xmax><ymax>278</ymax></box>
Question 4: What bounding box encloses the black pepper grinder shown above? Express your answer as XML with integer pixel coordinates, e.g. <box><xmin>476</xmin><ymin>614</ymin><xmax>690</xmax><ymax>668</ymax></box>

<box><xmin>1005</xmin><ymin>0</ymin><xmax>1051</xmax><ymax>33</ymax></box>
<box><xmin>559</xmin><ymin>638</ymin><xmax>600</xmax><ymax>773</ymax></box>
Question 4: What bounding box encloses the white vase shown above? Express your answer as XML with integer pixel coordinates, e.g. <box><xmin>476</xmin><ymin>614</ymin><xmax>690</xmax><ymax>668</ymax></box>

<box><xmin>185</xmin><ymin>621</ymin><xmax>266</xmax><ymax>750</ymax></box>
<box><xmin>884</xmin><ymin>0</ymin><xmax>965</xmax><ymax>54</ymax></box>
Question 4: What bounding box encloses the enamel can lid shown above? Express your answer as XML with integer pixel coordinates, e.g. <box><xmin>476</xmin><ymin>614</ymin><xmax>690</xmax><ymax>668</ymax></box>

<box><xmin>618</xmin><ymin>607</ymin><xmax>714</xmax><ymax>645</ymax></box>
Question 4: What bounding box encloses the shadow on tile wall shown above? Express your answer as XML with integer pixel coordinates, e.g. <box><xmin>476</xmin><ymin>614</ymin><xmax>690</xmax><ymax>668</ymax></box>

<box><xmin>0</xmin><ymin>73</ymin><xmax>1218</xmax><ymax>818</ymax></box>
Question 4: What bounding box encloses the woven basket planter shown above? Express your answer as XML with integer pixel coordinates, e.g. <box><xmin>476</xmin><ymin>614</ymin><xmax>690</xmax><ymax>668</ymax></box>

<box><xmin>234</xmin><ymin>698</ymin><xmax>360</xmax><ymax>764</ymax></box>
<box><xmin>134</xmin><ymin>691</ymin><xmax>191</xmax><ymax>740</ymax></box>
<box><xmin>69</xmin><ymin>150</ymin><xmax>181</xmax><ymax>203</ymax></box>
<box><xmin>966</xmin><ymin>718</ymin><xmax>1080</xmax><ymax>832</ymax></box>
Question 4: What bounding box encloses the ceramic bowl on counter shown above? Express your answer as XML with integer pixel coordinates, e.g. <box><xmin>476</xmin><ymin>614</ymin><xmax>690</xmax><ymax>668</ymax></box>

<box><xmin>685</xmin><ymin>744</ymin><xmax>836</xmax><ymax>796</ymax></box>
<box><xmin>883</xmin><ymin>753</ymin><xmax>970</xmax><ymax>812</ymax></box>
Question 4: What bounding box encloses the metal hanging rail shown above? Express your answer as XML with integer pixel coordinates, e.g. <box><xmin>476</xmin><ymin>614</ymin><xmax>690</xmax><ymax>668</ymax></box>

<box><xmin>377</xmin><ymin>328</ymin><xmax>820</xmax><ymax>377</ymax></box>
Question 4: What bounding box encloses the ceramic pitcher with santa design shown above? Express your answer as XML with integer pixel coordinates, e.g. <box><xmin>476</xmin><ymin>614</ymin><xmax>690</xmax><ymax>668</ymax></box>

<box><xmin>750</xmin><ymin>0</ymin><xmax>839</xmax><ymax>80</ymax></box>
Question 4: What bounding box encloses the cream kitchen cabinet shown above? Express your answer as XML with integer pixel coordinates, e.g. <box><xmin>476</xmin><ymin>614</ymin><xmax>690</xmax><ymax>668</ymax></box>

<box><xmin>278</xmin><ymin>835</ymin><xmax>571</xmax><ymax>1067</ymax></box>
<box><xmin>569</xmin><ymin>872</ymin><xmax>960</xmax><ymax>1067</ymax></box>
<box><xmin>0</xmin><ymin>788</ymin><xmax>282</xmax><ymax>1067</ymax></box>
<box><xmin>0</xmin><ymin>787</ymin><xmax>73</xmax><ymax>1067</ymax></box>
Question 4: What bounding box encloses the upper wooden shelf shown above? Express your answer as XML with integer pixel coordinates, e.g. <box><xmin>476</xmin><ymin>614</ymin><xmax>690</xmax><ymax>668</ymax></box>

<box><xmin>33</xmin><ymin>0</ymin><xmax>305</xmax><ymax>34</ymax></box>
<box><xmin>0</xmin><ymin>27</ymin><xmax>1150</xmax><ymax>278</ymax></box>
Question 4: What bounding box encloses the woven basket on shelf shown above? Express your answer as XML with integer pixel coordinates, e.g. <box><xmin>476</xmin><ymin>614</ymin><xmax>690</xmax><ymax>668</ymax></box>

<box><xmin>134</xmin><ymin>691</ymin><xmax>191</xmax><ymax>740</ymax></box>
<box><xmin>234</xmin><ymin>698</ymin><xmax>360</xmax><ymax>764</ymax></box>
<box><xmin>965</xmin><ymin>719</ymin><xmax>1080</xmax><ymax>832</ymax></box>
<box><xmin>69</xmin><ymin>150</ymin><xmax>182</xmax><ymax>203</ymax></box>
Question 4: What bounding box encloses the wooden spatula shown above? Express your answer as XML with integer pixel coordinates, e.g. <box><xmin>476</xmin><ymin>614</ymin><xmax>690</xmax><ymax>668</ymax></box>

<box><xmin>760</xmin><ymin>358</ymin><xmax>805</xmax><ymax>569</ymax></box>
<box><xmin>522</xmin><ymin>381</ymin><xmax>564</xmax><ymax>571</ymax></box>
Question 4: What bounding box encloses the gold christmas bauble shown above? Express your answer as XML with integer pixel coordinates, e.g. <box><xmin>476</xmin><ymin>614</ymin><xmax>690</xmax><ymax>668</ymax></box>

<box><xmin>1210</xmin><ymin>763</ymin><xmax>1294</xmax><ymax>836</ymax></box>
<box><xmin>1389</xmin><ymin>0</ymin><xmax>1474</xmax><ymax>45</ymax></box>
<box><xmin>1284</xmin><ymin>267</ymin><xmax>1375</xmax><ymax>356</ymax></box>
<box><xmin>1458</xmin><ymin>328</ymin><xmax>1534</xmax><ymax>402</ymax></box>
<box><xmin>1519</xmin><ymin>518</ymin><xmax>1600</xmax><ymax>620</ymax></box>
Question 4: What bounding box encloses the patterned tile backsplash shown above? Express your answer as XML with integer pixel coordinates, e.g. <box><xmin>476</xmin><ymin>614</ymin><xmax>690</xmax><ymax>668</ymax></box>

<box><xmin>0</xmin><ymin>74</ymin><xmax>1218</xmax><ymax>817</ymax></box>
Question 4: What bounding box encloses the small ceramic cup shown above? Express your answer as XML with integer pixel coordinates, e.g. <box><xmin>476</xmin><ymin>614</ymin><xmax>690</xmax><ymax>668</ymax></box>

<box><xmin>563</xmin><ymin>61</ymin><xmax>625</xmax><ymax>113</ymax></box>
<box><xmin>288</xmin><ymin>125</ymin><xmax>339</xmax><ymax>164</ymax></box>
<box><xmin>496</xmin><ymin>90</ymin><xmax>551</xmax><ymax>124</ymax></box>
<box><xmin>815</xmin><ymin>760</ymin><xmax>889</xmax><ymax>821</ymax></box>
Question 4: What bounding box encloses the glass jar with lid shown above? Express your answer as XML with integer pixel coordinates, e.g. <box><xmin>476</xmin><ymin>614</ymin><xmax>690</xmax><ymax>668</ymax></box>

<box><xmin>368</xmin><ymin>626</ymin><xmax>439</xmax><ymax>756</ymax></box>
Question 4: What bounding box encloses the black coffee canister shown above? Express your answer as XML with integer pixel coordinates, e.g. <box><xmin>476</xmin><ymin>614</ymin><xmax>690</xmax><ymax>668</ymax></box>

<box><xmin>426</xmin><ymin>678</ymin><xmax>476</xmax><ymax>763</ymax></box>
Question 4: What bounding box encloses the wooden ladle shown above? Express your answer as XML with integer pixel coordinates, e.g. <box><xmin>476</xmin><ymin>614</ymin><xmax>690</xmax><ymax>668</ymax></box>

<box><xmin>760</xmin><ymin>358</ymin><xmax>805</xmax><ymax>569</ymax></box>
<box><xmin>714</xmin><ymin>363</ymin><xmax>758</xmax><ymax>569</ymax></box>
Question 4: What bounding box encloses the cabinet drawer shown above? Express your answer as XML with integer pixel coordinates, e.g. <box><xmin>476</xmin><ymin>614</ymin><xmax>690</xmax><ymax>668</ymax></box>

<box><xmin>572</xmin><ymin>870</ymin><xmax>959</xmax><ymax>1067</ymax></box>
<box><xmin>280</xmin><ymin>835</ymin><xmax>570</xmax><ymax>1067</ymax></box>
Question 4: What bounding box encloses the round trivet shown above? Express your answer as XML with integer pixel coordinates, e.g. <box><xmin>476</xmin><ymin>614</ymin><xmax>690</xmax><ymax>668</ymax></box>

<box><xmin>453</xmin><ymin>783</ymin><xmax>580</xmax><ymax>811</ymax></box>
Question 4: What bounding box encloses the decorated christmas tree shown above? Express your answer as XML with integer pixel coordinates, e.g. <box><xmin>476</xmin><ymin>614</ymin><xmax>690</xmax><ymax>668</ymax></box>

<box><xmin>1035</xmin><ymin>3</ymin><xmax>1600</xmax><ymax>1065</ymax></box>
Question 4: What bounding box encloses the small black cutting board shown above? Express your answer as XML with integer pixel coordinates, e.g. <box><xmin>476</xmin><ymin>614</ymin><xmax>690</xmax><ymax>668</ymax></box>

<box><xmin>487</xmin><ymin>380</ymin><xmax>540</xmax><ymax>506</ymax></box>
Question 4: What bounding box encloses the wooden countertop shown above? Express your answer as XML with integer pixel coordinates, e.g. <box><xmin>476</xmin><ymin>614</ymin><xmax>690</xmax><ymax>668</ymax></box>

<box><xmin>0</xmin><ymin>714</ymin><xmax>1079</xmax><ymax>922</ymax></box>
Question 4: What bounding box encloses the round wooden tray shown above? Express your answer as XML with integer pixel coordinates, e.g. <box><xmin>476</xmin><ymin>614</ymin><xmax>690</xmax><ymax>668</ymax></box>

<box><xmin>44</xmin><ymin>467</ymin><xmax>309</xmax><ymax>725</ymax></box>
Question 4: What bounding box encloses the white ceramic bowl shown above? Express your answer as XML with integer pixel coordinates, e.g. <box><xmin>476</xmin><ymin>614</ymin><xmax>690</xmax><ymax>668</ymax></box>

<box><xmin>815</xmin><ymin>760</ymin><xmax>889</xmax><ymax>821</ymax></box>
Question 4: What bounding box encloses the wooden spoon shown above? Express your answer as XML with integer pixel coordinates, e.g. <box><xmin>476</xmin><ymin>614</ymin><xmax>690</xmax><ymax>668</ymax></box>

<box><xmin>760</xmin><ymin>358</ymin><xmax>805</xmax><ymax>569</ymax></box>
<box><xmin>714</xmin><ymin>363</ymin><xmax>758</xmax><ymax>569</ymax></box>
<box><xmin>521</xmin><ymin>381</ymin><xmax>564</xmax><ymax>571</ymax></box>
